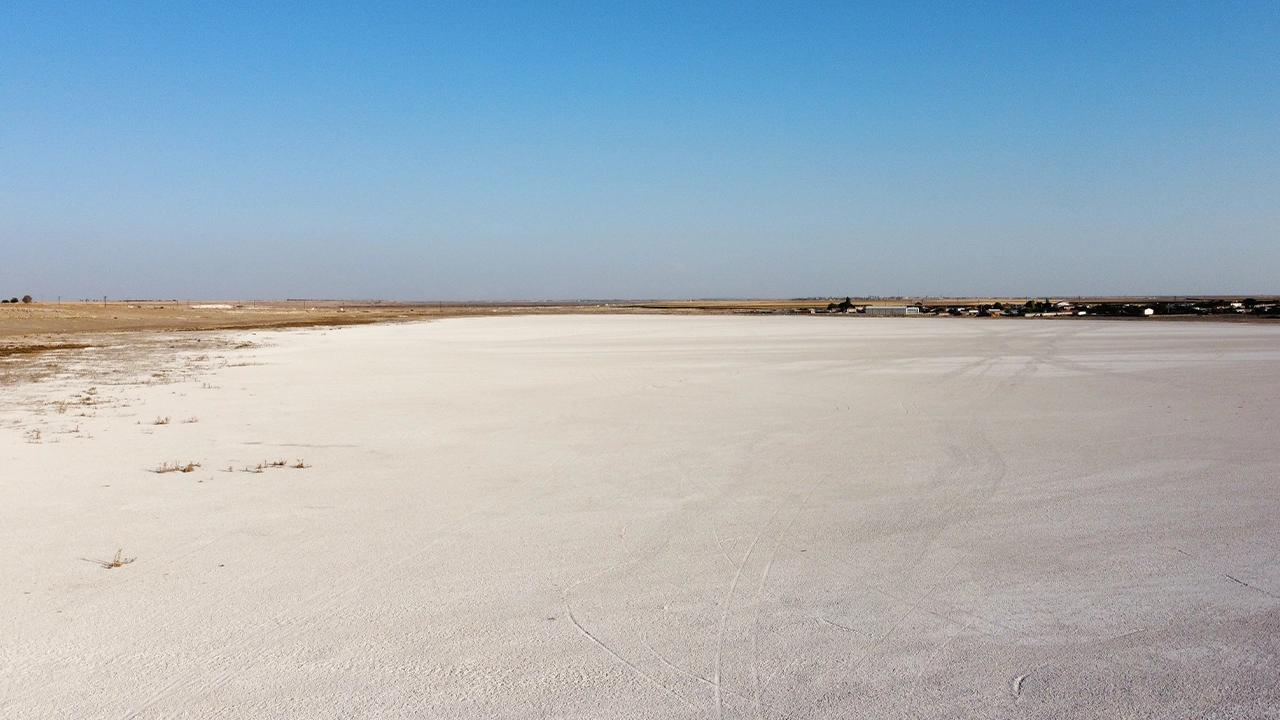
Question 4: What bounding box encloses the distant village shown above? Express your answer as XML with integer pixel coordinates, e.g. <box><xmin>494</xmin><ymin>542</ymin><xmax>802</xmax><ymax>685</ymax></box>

<box><xmin>810</xmin><ymin>297</ymin><xmax>1280</xmax><ymax>318</ymax></box>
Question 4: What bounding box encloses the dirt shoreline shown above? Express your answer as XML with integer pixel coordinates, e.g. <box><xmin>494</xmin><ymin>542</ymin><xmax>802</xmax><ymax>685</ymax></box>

<box><xmin>3</xmin><ymin>299</ymin><xmax>1275</xmax><ymax>371</ymax></box>
<box><xmin>5</xmin><ymin>298</ymin><xmax>1276</xmax><ymax>338</ymax></box>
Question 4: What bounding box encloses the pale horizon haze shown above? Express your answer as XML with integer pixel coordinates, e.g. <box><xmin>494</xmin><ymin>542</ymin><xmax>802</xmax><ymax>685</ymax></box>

<box><xmin>2</xmin><ymin>2</ymin><xmax>1278</xmax><ymax>300</ymax></box>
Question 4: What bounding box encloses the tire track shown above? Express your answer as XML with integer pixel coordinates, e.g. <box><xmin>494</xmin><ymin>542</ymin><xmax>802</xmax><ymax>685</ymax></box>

<box><xmin>714</xmin><ymin>503</ymin><xmax>783</xmax><ymax>720</ymax></box>
<box><xmin>749</xmin><ymin>485</ymin><xmax>818</xmax><ymax>720</ymax></box>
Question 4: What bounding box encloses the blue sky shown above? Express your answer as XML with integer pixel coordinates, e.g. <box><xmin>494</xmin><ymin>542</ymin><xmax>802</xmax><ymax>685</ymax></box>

<box><xmin>2</xmin><ymin>1</ymin><xmax>1277</xmax><ymax>300</ymax></box>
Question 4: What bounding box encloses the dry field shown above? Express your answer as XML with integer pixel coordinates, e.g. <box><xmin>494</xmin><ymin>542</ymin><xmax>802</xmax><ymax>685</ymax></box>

<box><xmin>2</xmin><ymin>315</ymin><xmax>1278</xmax><ymax>718</ymax></box>
<box><xmin>0</xmin><ymin>300</ymin><xmax>560</xmax><ymax>341</ymax></box>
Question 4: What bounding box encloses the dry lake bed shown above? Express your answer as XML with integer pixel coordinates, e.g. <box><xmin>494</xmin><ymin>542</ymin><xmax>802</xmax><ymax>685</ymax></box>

<box><xmin>2</xmin><ymin>315</ymin><xmax>1278</xmax><ymax>719</ymax></box>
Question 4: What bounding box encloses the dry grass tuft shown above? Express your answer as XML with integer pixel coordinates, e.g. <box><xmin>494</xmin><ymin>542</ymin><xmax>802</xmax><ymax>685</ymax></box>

<box><xmin>240</xmin><ymin>458</ymin><xmax>310</xmax><ymax>473</ymax></box>
<box><xmin>153</xmin><ymin>416</ymin><xmax>171</xmax><ymax>425</ymax></box>
<box><xmin>106</xmin><ymin>549</ymin><xmax>134</xmax><ymax>568</ymax></box>
<box><xmin>85</xmin><ymin>549</ymin><xmax>136</xmax><ymax>569</ymax></box>
<box><xmin>153</xmin><ymin>461</ymin><xmax>201</xmax><ymax>473</ymax></box>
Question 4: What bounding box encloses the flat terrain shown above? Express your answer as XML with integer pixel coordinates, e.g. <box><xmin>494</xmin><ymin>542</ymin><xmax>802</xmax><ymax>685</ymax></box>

<box><xmin>0</xmin><ymin>301</ymin><xmax>560</xmax><ymax>341</ymax></box>
<box><xmin>2</xmin><ymin>298</ymin><xmax>1273</xmax><ymax>349</ymax></box>
<box><xmin>2</xmin><ymin>316</ymin><xmax>1278</xmax><ymax>718</ymax></box>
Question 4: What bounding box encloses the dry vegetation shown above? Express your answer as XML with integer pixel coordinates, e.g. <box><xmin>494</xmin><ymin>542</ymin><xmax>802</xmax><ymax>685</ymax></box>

<box><xmin>85</xmin><ymin>549</ymin><xmax>135</xmax><ymax>570</ymax></box>
<box><xmin>153</xmin><ymin>461</ymin><xmax>200</xmax><ymax>474</ymax></box>
<box><xmin>240</xmin><ymin>459</ymin><xmax>310</xmax><ymax>473</ymax></box>
<box><xmin>0</xmin><ymin>300</ymin><xmax>538</xmax><ymax>341</ymax></box>
<box><xmin>0</xmin><ymin>342</ymin><xmax>91</xmax><ymax>357</ymax></box>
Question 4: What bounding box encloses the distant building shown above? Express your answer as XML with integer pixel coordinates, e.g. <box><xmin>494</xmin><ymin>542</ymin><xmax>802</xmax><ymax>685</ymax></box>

<box><xmin>864</xmin><ymin>305</ymin><xmax>920</xmax><ymax>317</ymax></box>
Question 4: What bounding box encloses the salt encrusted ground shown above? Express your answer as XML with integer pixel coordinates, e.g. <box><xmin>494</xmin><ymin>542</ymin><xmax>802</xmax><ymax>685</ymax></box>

<box><xmin>2</xmin><ymin>315</ymin><xmax>1278</xmax><ymax>719</ymax></box>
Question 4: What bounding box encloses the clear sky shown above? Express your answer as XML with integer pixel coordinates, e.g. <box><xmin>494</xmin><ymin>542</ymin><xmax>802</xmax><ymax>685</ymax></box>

<box><xmin>2</xmin><ymin>2</ymin><xmax>1277</xmax><ymax>300</ymax></box>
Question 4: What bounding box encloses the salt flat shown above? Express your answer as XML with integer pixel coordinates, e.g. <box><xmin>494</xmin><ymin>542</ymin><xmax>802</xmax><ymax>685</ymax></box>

<box><xmin>2</xmin><ymin>315</ymin><xmax>1279</xmax><ymax>719</ymax></box>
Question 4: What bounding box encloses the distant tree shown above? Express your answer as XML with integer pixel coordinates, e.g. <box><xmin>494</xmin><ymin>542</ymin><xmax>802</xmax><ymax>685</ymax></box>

<box><xmin>8</xmin><ymin>298</ymin><xmax>16</xmax><ymax>304</ymax></box>
<box><xmin>1243</xmin><ymin>298</ymin><xmax>1258</xmax><ymax>308</ymax></box>
<box><xmin>0</xmin><ymin>299</ymin><xmax>8</xmax><ymax>304</ymax></box>
<box><xmin>21</xmin><ymin>295</ymin><xmax>32</xmax><ymax>304</ymax></box>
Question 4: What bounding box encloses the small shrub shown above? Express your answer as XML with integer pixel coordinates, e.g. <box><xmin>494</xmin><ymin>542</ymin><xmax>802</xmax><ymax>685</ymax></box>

<box><xmin>153</xmin><ymin>416</ymin><xmax>171</xmax><ymax>425</ymax></box>
<box><xmin>21</xmin><ymin>295</ymin><xmax>32</xmax><ymax>304</ymax></box>
<box><xmin>153</xmin><ymin>461</ymin><xmax>200</xmax><ymax>473</ymax></box>
<box><xmin>241</xmin><ymin>459</ymin><xmax>308</xmax><ymax>472</ymax></box>
<box><xmin>88</xmin><ymin>549</ymin><xmax>135</xmax><ymax>569</ymax></box>
<box><xmin>106</xmin><ymin>549</ymin><xmax>134</xmax><ymax>568</ymax></box>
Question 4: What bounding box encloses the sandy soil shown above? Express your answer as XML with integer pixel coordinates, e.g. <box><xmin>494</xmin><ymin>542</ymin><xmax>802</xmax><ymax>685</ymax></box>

<box><xmin>2</xmin><ymin>316</ymin><xmax>1278</xmax><ymax>718</ymax></box>
<box><xmin>0</xmin><ymin>300</ymin><xmax>582</xmax><ymax>342</ymax></box>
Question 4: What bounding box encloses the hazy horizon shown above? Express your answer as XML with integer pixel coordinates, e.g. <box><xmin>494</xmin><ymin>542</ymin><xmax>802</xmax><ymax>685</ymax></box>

<box><xmin>3</xmin><ymin>2</ymin><xmax>1278</xmax><ymax>300</ymax></box>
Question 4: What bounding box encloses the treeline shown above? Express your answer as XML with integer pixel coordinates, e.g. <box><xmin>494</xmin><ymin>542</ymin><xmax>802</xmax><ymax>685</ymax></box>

<box><xmin>1071</xmin><ymin>298</ymin><xmax>1280</xmax><ymax>317</ymax></box>
<box><xmin>960</xmin><ymin>298</ymin><xmax>1280</xmax><ymax>317</ymax></box>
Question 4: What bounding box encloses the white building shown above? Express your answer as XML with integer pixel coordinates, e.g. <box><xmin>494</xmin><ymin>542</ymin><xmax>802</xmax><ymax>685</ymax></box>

<box><xmin>864</xmin><ymin>306</ymin><xmax>921</xmax><ymax>316</ymax></box>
